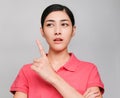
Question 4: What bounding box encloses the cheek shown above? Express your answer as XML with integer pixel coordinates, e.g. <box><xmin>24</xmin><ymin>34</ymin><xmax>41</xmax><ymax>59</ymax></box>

<box><xmin>43</xmin><ymin>29</ymin><xmax>53</xmax><ymax>38</ymax></box>
<box><xmin>64</xmin><ymin>33</ymin><xmax>73</xmax><ymax>44</ymax></box>
<box><xmin>44</xmin><ymin>34</ymin><xmax>51</xmax><ymax>41</ymax></box>
<box><xmin>43</xmin><ymin>32</ymin><xmax>53</xmax><ymax>44</ymax></box>
<box><xmin>62</xmin><ymin>29</ymin><xmax>73</xmax><ymax>38</ymax></box>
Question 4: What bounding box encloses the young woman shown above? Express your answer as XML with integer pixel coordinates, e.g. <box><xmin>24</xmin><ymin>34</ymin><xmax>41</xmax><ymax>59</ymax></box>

<box><xmin>10</xmin><ymin>4</ymin><xmax>104</xmax><ymax>98</ymax></box>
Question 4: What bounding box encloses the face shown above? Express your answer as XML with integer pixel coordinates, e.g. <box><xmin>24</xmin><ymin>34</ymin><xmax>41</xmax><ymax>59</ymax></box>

<box><xmin>40</xmin><ymin>11</ymin><xmax>76</xmax><ymax>52</ymax></box>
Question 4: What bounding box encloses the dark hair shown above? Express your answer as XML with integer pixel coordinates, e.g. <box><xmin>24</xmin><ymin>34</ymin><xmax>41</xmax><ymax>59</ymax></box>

<box><xmin>41</xmin><ymin>4</ymin><xmax>75</xmax><ymax>28</ymax></box>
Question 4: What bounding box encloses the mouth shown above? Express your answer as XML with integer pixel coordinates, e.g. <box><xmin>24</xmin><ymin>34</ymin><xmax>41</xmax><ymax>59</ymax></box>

<box><xmin>53</xmin><ymin>38</ymin><xmax>63</xmax><ymax>43</ymax></box>
<box><xmin>53</xmin><ymin>38</ymin><xmax>63</xmax><ymax>41</ymax></box>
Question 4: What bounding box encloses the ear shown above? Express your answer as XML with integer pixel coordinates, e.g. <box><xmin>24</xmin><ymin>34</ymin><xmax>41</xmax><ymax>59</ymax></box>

<box><xmin>72</xmin><ymin>26</ymin><xmax>76</xmax><ymax>37</ymax></box>
<box><xmin>40</xmin><ymin>27</ymin><xmax>45</xmax><ymax>37</ymax></box>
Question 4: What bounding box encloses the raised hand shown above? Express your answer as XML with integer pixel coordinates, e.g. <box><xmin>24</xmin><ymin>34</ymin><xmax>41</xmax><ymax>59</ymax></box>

<box><xmin>31</xmin><ymin>39</ymin><xmax>56</xmax><ymax>83</ymax></box>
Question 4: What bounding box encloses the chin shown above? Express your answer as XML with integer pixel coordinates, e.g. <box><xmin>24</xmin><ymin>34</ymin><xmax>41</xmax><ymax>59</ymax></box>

<box><xmin>51</xmin><ymin>47</ymin><xmax>67</xmax><ymax>53</ymax></box>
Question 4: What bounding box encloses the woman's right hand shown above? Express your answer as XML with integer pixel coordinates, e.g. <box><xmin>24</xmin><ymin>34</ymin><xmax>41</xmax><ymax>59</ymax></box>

<box><xmin>31</xmin><ymin>40</ymin><xmax>57</xmax><ymax>83</ymax></box>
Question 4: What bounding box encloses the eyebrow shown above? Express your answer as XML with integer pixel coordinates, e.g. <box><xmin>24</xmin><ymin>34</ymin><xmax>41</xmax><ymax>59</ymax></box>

<box><xmin>45</xmin><ymin>19</ymin><xmax>69</xmax><ymax>22</ymax></box>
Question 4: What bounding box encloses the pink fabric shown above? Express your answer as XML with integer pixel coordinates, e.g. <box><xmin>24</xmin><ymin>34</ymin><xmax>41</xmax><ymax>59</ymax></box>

<box><xmin>10</xmin><ymin>53</ymin><xmax>104</xmax><ymax>98</ymax></box>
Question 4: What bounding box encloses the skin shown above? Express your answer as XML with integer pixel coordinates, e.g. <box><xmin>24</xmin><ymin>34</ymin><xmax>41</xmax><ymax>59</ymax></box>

<box><xmin>13</xmin><ymin>11</ymin><xmax>103</xmax><ymax>98</ymax></box>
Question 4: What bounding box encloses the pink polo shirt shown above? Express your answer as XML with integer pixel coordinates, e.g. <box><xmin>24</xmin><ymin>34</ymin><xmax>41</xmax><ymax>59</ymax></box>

<box><xmin>10</xmin><ymin>53</ymin><xmax>104</xmax><ymax>98</ymax></box>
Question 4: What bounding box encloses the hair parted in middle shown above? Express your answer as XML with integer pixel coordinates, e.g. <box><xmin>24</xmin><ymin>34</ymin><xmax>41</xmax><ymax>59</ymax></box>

<box><xmin>41</xmin><ymin>4</ymin><xmax>75</xmax><ymax>28</ymax></box>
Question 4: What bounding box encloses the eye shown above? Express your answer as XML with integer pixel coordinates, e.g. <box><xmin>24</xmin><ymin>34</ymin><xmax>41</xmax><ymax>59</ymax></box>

<box><xmin>61</xmin><ymin>23</ymin><xmax>69</xmax><ymax>27</ymax></box>
<box><xmin>46</xmin><ymin>23</ymin><xmax>54</xmax><ymax>27</ymax></box>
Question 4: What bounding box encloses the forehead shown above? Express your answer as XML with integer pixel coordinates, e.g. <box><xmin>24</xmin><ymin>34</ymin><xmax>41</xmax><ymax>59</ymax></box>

<box><xmin>45</xmin><ymin>11</ymin><xmax>70</xmax><ymax>21</ymax></box>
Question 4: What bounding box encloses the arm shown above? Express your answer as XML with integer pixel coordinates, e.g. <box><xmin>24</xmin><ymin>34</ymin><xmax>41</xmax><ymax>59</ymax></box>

<box><xmin>83</xmin><ymin>87</ymin><xmax>103</xmax><ymax>98</ymax></box>
<box><xmin>13</xmin><ymin>92</ymin><xmax>27</xmax><ymax>98</ymax></box>
<box><xmin>31</xmin><ymin>40</ymin><xmax>103</xmax><ymax>98</ymax></box>
<box><xmin>31</xmin><ymin>40</ymin><xmax>83</xmax><ymax>98</ymax></box>
<box><xmin>44</xmin><ymin>71</ymin><xmax>102</xmax><ymax>98</ymax></box>
<box><xmin>48</xmin><ymin>71</ymin><xmax>84</xmax><ymax>98</ymax></box>
<box><xmin>31</xmin><ymin>63</ymin><xmax>102</xmax><ymax>98</ymax></box>
<box><xmin>13</xmin><ymin>85</ymin><xmax>102</xmax><ymax>98</ymax></box>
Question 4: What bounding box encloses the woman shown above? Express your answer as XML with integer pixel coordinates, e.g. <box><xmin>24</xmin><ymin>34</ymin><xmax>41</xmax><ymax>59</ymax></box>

<box><xmin>10</xmin><ymin>4</ymin><xmax>104</xmax><ymax>98</ymax></box>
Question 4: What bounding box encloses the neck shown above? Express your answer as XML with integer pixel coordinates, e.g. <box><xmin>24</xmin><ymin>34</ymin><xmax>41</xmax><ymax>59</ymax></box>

<box><xmin>47</xmin><ymin>49</ymin><xmax>70</xmax><ymax>70</ymax></box>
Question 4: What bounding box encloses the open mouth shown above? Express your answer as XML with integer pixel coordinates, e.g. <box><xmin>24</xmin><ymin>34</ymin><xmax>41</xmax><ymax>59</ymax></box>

<box><xmin>53</xmin><ymin>38</ymin><xmax>63</xmax><ymax>44</ymax></box>
<box><xmin>53</xmin><ymin>38</ymin><xmax>63</xmax><ymax>41</ymax></box>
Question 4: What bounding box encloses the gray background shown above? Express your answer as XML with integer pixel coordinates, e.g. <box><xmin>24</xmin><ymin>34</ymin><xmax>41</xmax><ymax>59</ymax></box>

<box><xmin>0</xmin><ymin>0</ymin><xmax>120</xmax><ymax>98</ymax></box>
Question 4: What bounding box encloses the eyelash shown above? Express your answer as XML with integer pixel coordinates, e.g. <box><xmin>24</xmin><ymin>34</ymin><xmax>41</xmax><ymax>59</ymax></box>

<box><xmin>61</xmin><ymin>23</ymin><xmax>69</xmax><ymax>27</ymax></box>
<box><xmin>46</xmin><ymin>23</ymin><xmax>54</xmax><ymax>27</ymax></box>
<box><xmin>46</xmin><ymin>23</ymin><xmax>69</xmax><ymax>27</ymax></box>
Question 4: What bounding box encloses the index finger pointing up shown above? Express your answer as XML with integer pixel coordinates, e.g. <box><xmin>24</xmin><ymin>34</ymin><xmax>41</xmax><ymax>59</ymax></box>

<box><xmin>36</xmin><ymin>39</ymin><xmax>46</xmax><ymax>57</ymax></box>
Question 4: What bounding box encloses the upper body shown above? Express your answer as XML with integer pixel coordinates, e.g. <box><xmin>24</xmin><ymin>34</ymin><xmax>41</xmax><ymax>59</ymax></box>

<box><xmin>10</xmin><ymin>4</ymin><xmax>104</xmax><ymax>98</ymax></box>
<box><xmin>10</xmin><ymin>53</ymin><xmax>104</xmax><ymax>98</ymax></box>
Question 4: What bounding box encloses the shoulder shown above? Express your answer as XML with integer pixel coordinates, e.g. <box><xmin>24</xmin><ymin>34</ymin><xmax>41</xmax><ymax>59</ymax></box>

<box><xmin>19</xmin><ymin>63</ymin><xmax>33</xmax><ymax>73</ymax></box>
<box><xmin>16</xmin><ymin>63</ymin><xmax>37</xmax><ymax>78</ymax></box>
<box><xmin>21</xmin><ymin>63</ymin><xmax>32</xmax><ymax>69</ymax></box>
<box><xmin>71</xmin><ymin>53</ymin><xmax>98</xmax><ymax>71</ymax></box>
<box><xmin>78</xmin><ymin>60</ymin><xmax>98</xmax><ymax>72</ymax></box>
<box><xmin>79</xmin><ymin>60</ymin><xmax>96</xmax><ymax>68</ymax></box>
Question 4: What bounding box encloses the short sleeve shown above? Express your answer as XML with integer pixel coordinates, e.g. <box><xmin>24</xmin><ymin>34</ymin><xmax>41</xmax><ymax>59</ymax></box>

<box><xmin>87</xmin><ymin>65</ymin><xmax>104</xmax><ymax>94</ymax></box>
<box><xmin>10</xmin><ymin>67</ymin><xmax>29</xmax><ymax>94</ymax></box>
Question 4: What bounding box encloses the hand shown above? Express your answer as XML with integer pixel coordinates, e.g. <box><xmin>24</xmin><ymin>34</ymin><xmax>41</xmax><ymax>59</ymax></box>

<box><xmin>31</xmin><ymin>39</ymin><xmax>56</xmax><ymax>83</ymax></box>
<box><xmin>83</xmin><ymin>87</ymin><xmax>102</xmax><ymax>98</ymax></box>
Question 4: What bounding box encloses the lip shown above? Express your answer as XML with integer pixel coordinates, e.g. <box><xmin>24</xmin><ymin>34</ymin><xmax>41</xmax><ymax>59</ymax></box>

<box><xmin>53</xmin><ymin>38</ymin><xmax>63</xmax><ymax>44</ymax></box>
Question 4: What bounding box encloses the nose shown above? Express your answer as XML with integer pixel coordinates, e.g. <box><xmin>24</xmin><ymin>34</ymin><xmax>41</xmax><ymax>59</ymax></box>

<box><xmin>54</xmin><ymin>25</ymin><xmax>61</xmax><ymax>35</ymax></box>
<box><xmin>55</xmin><ymin>32</ymin><xmax>61</xmax><ymax>35</ymax></box>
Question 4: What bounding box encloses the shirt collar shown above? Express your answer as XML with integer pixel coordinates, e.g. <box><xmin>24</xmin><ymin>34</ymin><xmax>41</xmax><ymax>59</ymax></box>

<box><xmin>63</xmin><ymin>53</ymin><xmax>80</xmax><ymax>72</ymax></box>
